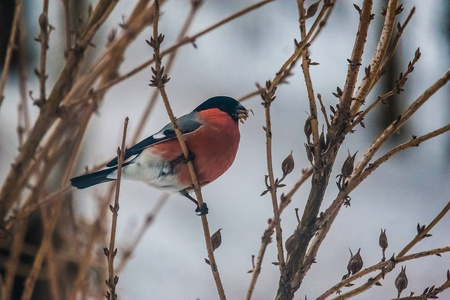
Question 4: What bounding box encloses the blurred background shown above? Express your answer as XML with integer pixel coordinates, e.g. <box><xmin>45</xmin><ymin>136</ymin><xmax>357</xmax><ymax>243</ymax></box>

<box><xmin>0</xmin><ymin>0</ymin><xmax>449</xmax><ymax>299</ymax></box>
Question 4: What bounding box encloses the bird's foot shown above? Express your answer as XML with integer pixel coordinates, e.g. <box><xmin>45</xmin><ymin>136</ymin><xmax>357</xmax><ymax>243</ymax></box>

<box><xmin>182</xmin><ymin>151</ymin><xmax>195</xmax><ymax>164</ymax></box>
<box><xmin>195</xmin><ymin>203</ymin><xmax>209</xmax><ymax>216</ymax></box>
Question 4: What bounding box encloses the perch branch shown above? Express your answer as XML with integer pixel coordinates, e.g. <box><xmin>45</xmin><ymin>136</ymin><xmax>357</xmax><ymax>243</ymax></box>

<box><xmin>105</xmin><ymin>117</ymin><xmax>129</xmax><ymax>300</ymax></box>
<box><xmin>150</xmin><ymin>1</ymin><xmax>225</xmax><ymax>298</ymax></box>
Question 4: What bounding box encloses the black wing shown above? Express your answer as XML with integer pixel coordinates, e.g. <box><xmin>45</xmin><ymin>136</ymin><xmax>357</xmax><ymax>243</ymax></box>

<box><xmin>106</xmin><ymin>111</ymin><xmax>202</xmax><ymax>167</ymax></box>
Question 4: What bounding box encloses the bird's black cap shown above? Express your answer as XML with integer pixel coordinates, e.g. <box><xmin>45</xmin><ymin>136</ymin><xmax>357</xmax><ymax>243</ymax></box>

<box><xmin>194</xmin><ymin>96</ymin><xmax>246</xmax><ymax>121</ymax></box>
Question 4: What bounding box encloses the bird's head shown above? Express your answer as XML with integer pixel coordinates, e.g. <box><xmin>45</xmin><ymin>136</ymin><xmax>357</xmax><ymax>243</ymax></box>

<box><xmin>194</xmin><ymin>96</ymin><xmax>249</xmax><ymax>123</ymax></box>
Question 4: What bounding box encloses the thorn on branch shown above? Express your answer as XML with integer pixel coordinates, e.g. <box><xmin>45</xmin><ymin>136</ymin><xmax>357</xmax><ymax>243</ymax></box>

<box><xmin>107</xmin><ymin>28</ymin><xmax>117</xmax><ymax>46</ymax></box>
<box><xmin>119</xmin><ymin>15</ymin><xmax>128</xmax><ymax>29</ymax></box>
<box><xmin>332</xmin><ymin>86</ymin><xmax>343</xmax><ymax>98</ymax></box>
<box><xmin>365</xmin><ymin>65</ymin><xmax>371</xmax><ymax>78</ymax></box>
<box><xmin>396</xmin><ymin>4</ymin><xmax>404</xmax><ymax>15</ymax></box>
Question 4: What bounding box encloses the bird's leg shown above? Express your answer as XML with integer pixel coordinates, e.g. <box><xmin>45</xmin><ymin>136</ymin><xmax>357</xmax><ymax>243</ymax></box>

<box><xmin>180</xmin><ymin>189</ymin><xmax>208</xmax><ymax>215</ymax></box>
<box><xmin>169</xmin><ymin>151</ymin><xmax>195</xmax><ymax>169</ymax></box>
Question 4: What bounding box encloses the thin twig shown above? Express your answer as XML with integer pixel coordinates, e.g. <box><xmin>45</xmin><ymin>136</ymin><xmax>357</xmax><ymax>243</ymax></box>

<box><xmin>69</xmin><ymin>187</ymin><xmax>115</xmax><ymax>300</ymax></box>
<box><xmin>105</xmin><ymin>117</ymin><xmax>129</xmax><ymax>300</ymax></box>
<box><xmin>0</xmin><ymin>0</ymin><xmax>22</xmax><ymax>107</ymax></box>
<box><xmin>298</xmin><ymin>0</ymin><xmax>320</xmax><ymax>163</ymax></box>
<box><xmin>351</xmin><ymin>0</ymin><xmax>399</xmax><ymax>115</ymax></box>
<box><xmin>61</xmin><ymin>0</ymin><xmax>71</xmax><ymax>57</ymax></box>
<box><xmin>317</xmin><ymin>94</ymin><xmax>330</xmax><ymax>128</ymax></box>
<box><xmin>339</xmin><ymin>0</ymin><xmax>373</xmax><ymax>110</ymax></box>
<box><xmin>20</xmin><ymin>130</ymin><xmax>83</xmax><ymax>300</ymax></box>
<box><xmin>17</xmin><ymin>26</ymin><xmax>30</xmax><ymax>147</ymax></box>
<box><xmin>77</xmin><ymin>0</ymin><xmax>274</xmax><ymax>105</ymax></box>
<box><xmin>350</xmin><ymin>69</ymin><xmax>450</xmax><ymax>190</ymax></box>
<box><xmin>116</xmin><ymin>194</ymin><xmax>169</xmax><ymax>273</ymax></box>
<box><xmin>132</xmin><ymin>0</ymin><xmax>203</xmax><ymax>143</ymax></box>
<box><xmin>359</xmin><ymin>123</ymin><xmax>450</xmax><ymax>181</ymax></box>
<box><xmin>319</xmin><ymin>246</ymin><xmax>450</xmax><ymax>300</ymax></box>
<box><xmin>149</xmin><ymin>1</ymin><xmax>226</xmax><ymax>298</ymax></box>
<box><xmin>36</xmin><ymin>0</ymin><xmax>50</xmax><ymax>106</ymax></box>
<box><xmin>378</xmin><ymin>6</ymin><xmax>416</xmax><ymax>79</ymax></box>
<box><xmin>350</xmin><ymin>45</ymin><xmax>421</xmax><ymax>132</ymax></box>
<box><xmin>331</xmin><ymin>202</ymin><xmax>450</xmax><ymax>300</ymax></box>
<box><xmin>2</xmin><ymin>219</ymin><xmax>28</xmax><ymax>300</ymax></box>
<box><xmin>246</xmin><ymin>167</ymin><xmax>313</xmax><ymax>299</ymax></box>
<box><xmin>262</xmin><ymin>90</ymin><xmax>285</xmax><ymax>271</ymax></box>
<box><xmin>0</xmin><ymin>0</ymin><xmax>118</xmax><ymax>223</ymax></box>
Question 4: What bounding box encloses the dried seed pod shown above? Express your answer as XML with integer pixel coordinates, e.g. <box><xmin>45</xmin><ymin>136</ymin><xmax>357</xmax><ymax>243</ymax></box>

<box><xmin>347</xmin><ymin>248</ymin><xmax>363</xmax><ymax>275</ymax></box>
<box><xmin>341</xmin><ymin>150</ymin><xmax>358</xmax><ymax>178</ymax></box>
<box><xmin>304</xmin><ymin>116</ymin><xmax>312</xmax><ymax>141</ymax></box>
<box><xmin>282</xmin><ymin>151</ymin><xmax>295</xmax><ymax>176</ymax></box>
<box><xmin>395</xmin><ymin>266</ymin><xmax>408</xmax><ymax>299</ymax></box>
<box><xmin>211</xmin><ymin>228</ymin><xmax>222</xmax><ymax>251</ymax></box>
<box><xmin>379</xmin><ymin>229</ymin><xmax>388</xmax><ymax>251</ymax></box>
<box><xmin>285</xmin><ymin>234</ymin><xmax>296</xmax><ymax>254</ymax></box>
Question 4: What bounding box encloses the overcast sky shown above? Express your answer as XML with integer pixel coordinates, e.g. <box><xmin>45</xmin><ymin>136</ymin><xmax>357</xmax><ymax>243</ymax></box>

<box><xmin>1</xmin><ymin>1</ymin><xmax>449</xmax><ymax>299</ymax></box>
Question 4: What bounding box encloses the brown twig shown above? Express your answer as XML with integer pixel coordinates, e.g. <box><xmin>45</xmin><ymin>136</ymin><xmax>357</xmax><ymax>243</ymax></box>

<box><xmin>350</xmin><ymin>69</ymin><xmax>450</xmax><ymax>190</ymax></box>
<box><xmin>246</xmin><ymin>167</ymin><xmax>313</xmax><ymax>299</ymax></box>
<box><xmin>378</xmin><ymin>6</ymin><xmax>416</xmax><ymax>79</ymax></box>
<box><xmin>61</xmin><ymin>0</ymin><xmax>71</xmax><ymax>57</ymax></box>
<box><xmin>317</xmin><ymin>94</ymin><xmax>330</xmax><ymax>128</ymax></box>
<box><xmin>105</xmin><ymin>117</ymin><xmax>129</xmax><ymax>300</ymax></box>
<box><xmin>69</xmin><ymin>187</ymin><xmax>114</xmax><ymax>300</ymax></box>
<box><xmin>116</xmin><ymin>194</ymin><xmax>169</xmax><ymax>273</ymax></box>
<box><xmin>359</xmin><ymin>123</ymin><xmax>450</xmax><ymax>181</ymax></box>
<box><xmin>351</xmin><ymin>0</ymin><xmax>399</xmax><ymax>115</ymax></box>
<box><xmin>331</xmin><ymin>202</ymin><xmax>450</xmax><ymax>300</ymax></box>
<box><xmin>339</xmin><ymin>0</ymin><xmax>373</xmax><ymax>110</ymax></box>
<box><xmin>394</xmin><ymin>272</ymin><xmax>450</xmax><ymax>300</ymax></box>
<box><xmin>1</xmin><ymin>219</ymin><xmax>28</xmax><ymax>300</ymax></box>
<box><xmin>20</xmin><ymin>122</ymin><xmax>85</xmax><ymax>300</ymax></box>
<box><xmin>149</xmin><ymin>1</ymin><xmax>225</xmax><ymax>298</ymax></box>
<box><xmin>319</xmin><ymin>246</ymin><xmax>450</xmax><ymax>300</ymax></box>
<box><xmin>17</xmin><ymin>20</ymin><xmax>30</xmax><ymax>147</ymax></box>
<box><xmin>77</xmin><ymin>0</ymin><xmax>275</xmax><ymax>106</ymax></box>
<box><xmin>0</xmin><ymin>0</ymin><xmax>22</xmax><ymax>107</ymax></box>
<box><xmin>349</xmin><ymin>47</ymin><xmax>421</xmax><ymax>132</ymax></box>
<box><xmin>0</xmin><ymin>0</ymin><xmax>118</xmax><ymax>223</ymax></box>
<box><xmin>262</xmin><ymin>82</ymin><xmax>285</xmax><ymax>271</ymax></box>
<box><xmin>35</xmin><ymin>0</ymin><xmax>50</xmax><ymax>106</ymax></box>
<box><xmin>132</xmin><ymin>0</ymin><xmax>203</xmax><ymax>143</ymax></box>
<box><xmin>298</xmin><ymin>0</ymin><xmax>320</xmax><ymax>163</ymax></box>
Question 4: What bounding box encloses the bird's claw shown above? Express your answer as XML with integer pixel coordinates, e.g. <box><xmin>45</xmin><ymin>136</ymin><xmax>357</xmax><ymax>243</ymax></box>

<box><xmin>182</xmin><ymin>151</ymin><xmax>195</xmax><ymax>164</ymax></box>
<box><xmin>195</xmin><ymin>203</ymin><xmax>209</xmax><ymax>216</ymax></box>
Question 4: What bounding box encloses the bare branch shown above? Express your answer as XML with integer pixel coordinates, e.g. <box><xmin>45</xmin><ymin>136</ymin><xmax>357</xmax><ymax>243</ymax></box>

<box><xmin>149</xmin><ymin>1</ymin><xmax>225</xmax><ymax>298</ymax></box>
<box><xmin>339</xmin><ymin>0</ymin><xmax>373</xmax><ymax>110</ymax></box>
<box><xmin>105</xmin><ymin>117</ymin><xmax>129</xmax><ymax>300</ymax></box>
<box><xmin>0</xmin><ymin>0</ymin><xmax>22</xmax><ymax>107</ymax></box>
<box><xmin>351</xmin><ymin>0</ymin><xmax>399</xmax><ymax>114</ymax></box>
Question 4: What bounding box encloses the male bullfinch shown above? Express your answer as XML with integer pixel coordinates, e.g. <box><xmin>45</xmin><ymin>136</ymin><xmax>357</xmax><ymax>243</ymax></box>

<box><xmin>70</xmin><ymin>96</ymin><xmax>248</xmax><ymax>215</ymax></box>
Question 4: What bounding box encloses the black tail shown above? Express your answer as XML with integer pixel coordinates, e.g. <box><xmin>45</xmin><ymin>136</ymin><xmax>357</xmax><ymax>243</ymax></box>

<box><xmin>70</xmin><ymin>167</ymin><xmax>117</xmax><ymax>189</ymax></box>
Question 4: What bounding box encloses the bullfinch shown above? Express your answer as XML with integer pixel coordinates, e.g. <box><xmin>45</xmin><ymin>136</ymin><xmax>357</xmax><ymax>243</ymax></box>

<box><xmin>70</xmin><ymin>96</ymin><xmax>248</xmax><ymax>214</ymax></box>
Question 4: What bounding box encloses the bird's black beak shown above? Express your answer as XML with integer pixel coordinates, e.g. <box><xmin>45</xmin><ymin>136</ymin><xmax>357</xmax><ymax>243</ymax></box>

<box><xmin>236</xmin><ymin>103</ymin><xmax>250</xmax><ymax>124</ymax></box>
